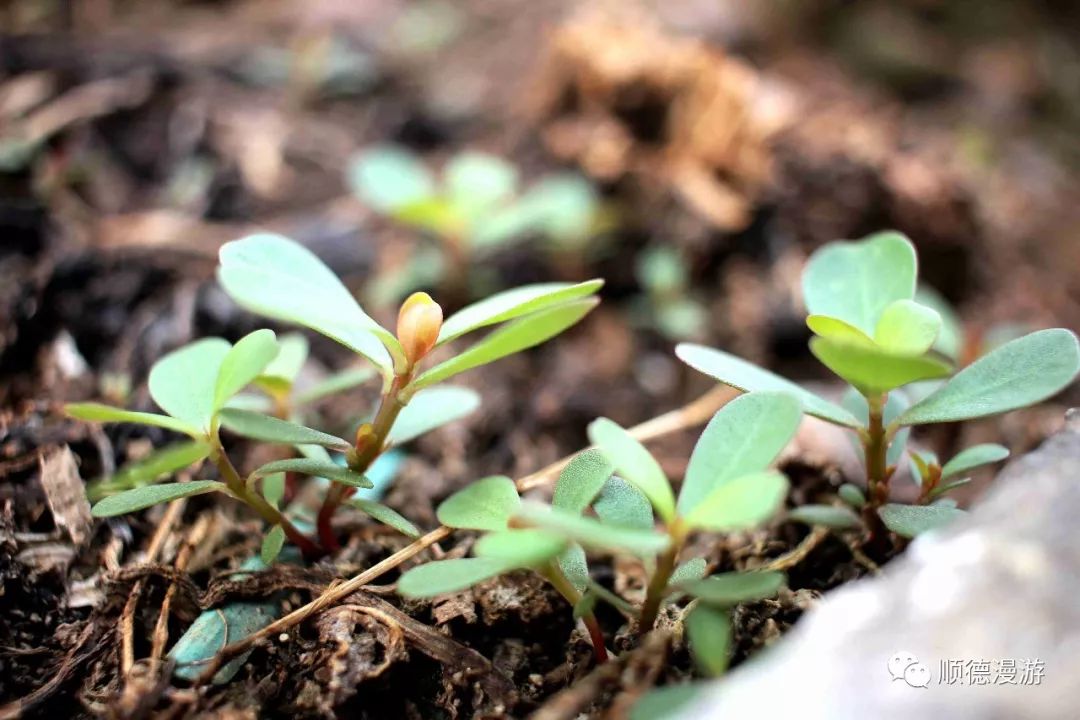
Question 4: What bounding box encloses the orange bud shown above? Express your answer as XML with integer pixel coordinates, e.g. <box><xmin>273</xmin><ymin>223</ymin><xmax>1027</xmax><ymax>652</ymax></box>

<box><xmin>396</xmin><ymin>292</ymin><xmax>443</xmax><ymax>366</ymax></box>
<box><xmin>354</xmin><ymin>422</ymin><xmax>377</xmax><ymax>451</ymax></box>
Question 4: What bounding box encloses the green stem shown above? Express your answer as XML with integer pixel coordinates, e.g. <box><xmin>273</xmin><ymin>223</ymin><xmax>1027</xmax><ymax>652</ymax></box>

<box><xmin>638</xmin><ymin>526</ymin><xmax>683</xmax><ymax>633</ymax></box>
<box><xmin>317</xmin><ymin>371</ymin><xmax>412</xmax><ymax>551</ymax></box>
<box><xmin>543</xmin><ymin>564</ymin><xmax>609</xmax><ymax>663</ymax></box>
<box><xmin>861</xmin><ymin>394</ymin><xmax>891</xmax><ymax>542</ymax></box>
<box><xmin>210</xmin><ymin>444</ymin><xmax>321</xmax><ymax>559</ymax></box>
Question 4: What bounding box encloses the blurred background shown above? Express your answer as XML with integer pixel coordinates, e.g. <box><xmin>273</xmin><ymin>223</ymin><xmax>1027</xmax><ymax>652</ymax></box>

<box><xmin>1</xmin><ymin>0</ymin><xmax>1079</xmax><ymax>715</ymax></box>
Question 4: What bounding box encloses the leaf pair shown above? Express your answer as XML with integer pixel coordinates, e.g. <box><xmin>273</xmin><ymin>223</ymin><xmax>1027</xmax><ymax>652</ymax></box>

<box><xmin>218</xmin><ymin>233</ymin><xmax>602</xmax><ymax>388</ymax></box>
<box><xmin>588</xmin><ymin>392</ymin><xmax>801</xmax><ymax>532</ymax></box>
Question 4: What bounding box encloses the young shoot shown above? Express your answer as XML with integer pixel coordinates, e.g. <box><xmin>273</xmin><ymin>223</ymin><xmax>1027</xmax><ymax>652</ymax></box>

<box><xmin>348</xmin><ymin>145</ymin><xmax>607</xmax><ymax>301</ymax></box>
<box><xmin>677</xmin><ymin>231</ymin><xmax>1080</xmax><ymax>540</ymax></box>
<box><xmin>68</xmin><ymin>233</ymin><xmax>602</xmax><ymax>559</ymax></box>
<box><xmin>398</xmin><ymin>391</ymin><xmax>803</xmax><ymax>669</ymax></box>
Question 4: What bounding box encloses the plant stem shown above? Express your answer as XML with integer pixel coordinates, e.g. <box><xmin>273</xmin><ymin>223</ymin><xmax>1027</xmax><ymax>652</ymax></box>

<box><xmin>638</xmin><ymin>526</ymin><xmax>684</xmax><ymax>633</ymax></box>
<box><xmin>317</xmin><ymin>371</ymin><xmax>412</xmax><ymax>551</ymax></box>
<box><xmin>542</xmin><ymin>564</ymin><xmax>609</xmax><ymax>663</ymax></box>
<box><xmin>861</xmin><ymin>394</ymin><xmax>891</xmax><ymax>542</ymax></box>
<box><xmin>210</xmin><ymin>444</ymin><xmax>321</xmax><ymax>559</ymax></box>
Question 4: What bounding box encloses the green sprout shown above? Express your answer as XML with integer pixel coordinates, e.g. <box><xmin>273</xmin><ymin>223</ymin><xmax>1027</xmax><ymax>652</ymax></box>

<box><xmin>677</xmin><ymin>231</ymin><xmax>1080</xmax><ymax>540</ymax></box>
<box><xmin>632</xmin><ymin>246</ymin><xmax>708</xmax><ymax>341</ymax></box>
<box><xmin>397</xmin><ymin>391</ymin><xmax>803</xmax><ymax>668</ymax></box>
<box><xmin>348</xmin><ymin>145</ymin><xmax>608</xmax><ymax>302</ymax></box>
<box><xmin>68</xmin><ymin>233</ymin><xmax>601</xmax><ymax>559</ymax></box>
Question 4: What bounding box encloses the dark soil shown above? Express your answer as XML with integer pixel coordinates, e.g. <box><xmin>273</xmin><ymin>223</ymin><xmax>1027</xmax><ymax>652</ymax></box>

<box><xmin>2</xmin><ymin>1</ymin><xmax>1079</xmax><ymax>717</ymax></box>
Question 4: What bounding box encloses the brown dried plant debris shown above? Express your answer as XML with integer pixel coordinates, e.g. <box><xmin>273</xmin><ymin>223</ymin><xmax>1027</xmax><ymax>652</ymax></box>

<box><xmin>529</xmin><ymin>11</ymin><xmax>794</xmax><ymax>231</ymax></box>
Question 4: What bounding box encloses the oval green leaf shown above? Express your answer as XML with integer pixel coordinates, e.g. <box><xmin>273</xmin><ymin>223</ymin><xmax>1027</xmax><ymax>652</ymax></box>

<box><xmin>810</xmin><ymin>336</ymin><xmax>952</xmax><ymax>394</ymax></box>
<box><xmin>678</xmin><ymin>392</ymin><xmax>802</xmax><ymax>517</ymax></box>
<box><xmin>397</xmin><ymin>557</ymin><xmax>517</xmax><ymax>598</ymax></box>
<box><xmin>686</xmin><ymin>605</ymin><xmax>731</xmax><ymax>677</ymax></box>
<box><xmin>896</xmin><ymin>329</ymin><xmax>1080</xmax><ymax>426</ymax></box>
<box><xmin>675</xmin><ymin>344</ymin><xmax>861</xmax><ymax>428</ymax></box>
<box><xmin>588</xmin><ymin>417</ymin><xmax>675</xmax><ymax>523</ymax></box>
<box><xmin>91</xmin><ymin>480</ymin><xmax>224</xmax><ymax>517</ymax></box>
<box><xmin>259</xmin><ymin>332</ymin><xmax>309</xmax><ymax>385</ymax></box>
<box><xmin>874</xmin><ymin>299</ymin><xmax>942</xmax><ymax>355</ymax></box>
<box><xmin>683</xmin><ymin>470</ymin><xmax>788</xmax><ymax>532</ymax></box>
<box><xmin>514</xmin><ymin>502</ymin><xmax>670</xmax><ymax>557</ymax></box>
<box><xmin>88</xmin><ymin>440</ymin><xmax>212</xmax><ymax>501</ymax></box>
<box><xmin>214</xmin><ymin>330</ymin><xmax>279</xmax><ymax>410</ymax></box>
<box><xmin>681</xmin><ymin>571</ymin><xmax>785</xmax><ymax>606</ymax></box>
<box><xmin>436</xmin><ymin>476</ymin><xmax>520</xmax><ymax>531</ymax></box>
<box><xmin>348</xmin><ymin>498</ymin><xmax>420</xmax><ymax>537</ymax></box>
<box><xmin>802</xmin><ymin>231</ymin><xmax>917</xmax><ymax>335</ymax></box>
<box><xmin>149</xmin><ymin>338</ymin><xmax>231</xmax><ymax>432</ymax></box>
<box><xmin>552</xmin><ymin>449</ymin><xmax>614</xmax><ymax>513</ymax></box>
<box><xmin>66</xmin><ymin>402</ymin><xmax>201</xmax><ymax>438</ymax></box>
<box><xmin>261</xmin><ymin>525</ymin><xmax>286</xmax><ymax>564</ymax></box>
<box><xmin>473</xmin><ymin>529</ymin><xmax>568</xmax><ymax>567</ymax></box>
<box><xmin>438</xmin><ymin>280</ymin><xmax>604</xmax><ymax>345</ymax></box>
<box><xmin>218</xmin><ymin>408</ymin><xmax>350</xmax><ymax>450</ymax></box>
<box><xmin>218</xmin><ymin>234</ymin><xmax>393</xmax><ymax>372</ymax></box>
<box><xmin>445</xmin><ymin>151</ymin><xmax>518</xmax><ymax>219</ymax></box>
<box><xmin>410</xmin><ymin>298</ymin><xmax>598</xmax><ymax>392</ymax></box>
<box><xmin>787</xmin><ymin>504</ymin><xmax>861</xmax><ymax>529</ymax></box>
<box><xmin>387</xmin><ymin>386</ymin><xmax>481</xmax><ymax>445</ymax></box>
<box><xmin>878</xmin><ymin>503</ymin><xmax>966</xmax><ymax>538</ymax></box>
<box><xmin>592</xmin><ymin>476</ymin><xmax>654</xmax><ymax>530</ymax></box>
<box><xmin>806</xmin><ymin>315</ymin><xmax>875</xmax><ymax>347</ymax></box>
<box><xmin>347</xmin><ymin>145</ymin><xmax>435</xmax><ymax>213</ymax></box>
<box><xmin>941</xmin><ymin>444</ymin><xmax>1009</xmax><ymax>480</ymax></box>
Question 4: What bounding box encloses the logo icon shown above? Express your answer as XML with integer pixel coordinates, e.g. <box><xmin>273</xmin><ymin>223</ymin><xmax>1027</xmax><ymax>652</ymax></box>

<box><xmin>888</xmin><ymin>651</ymin><xmax>931</xmax><ymax>688</ymax></box>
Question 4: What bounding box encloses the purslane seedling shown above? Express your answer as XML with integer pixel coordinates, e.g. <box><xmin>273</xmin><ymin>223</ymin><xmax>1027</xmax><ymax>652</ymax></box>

<box><xmin>398</xmin><ymin>391</ymin><xmax>802</xmax><ymax>669</ymax></box>
<box><xmin>677</xmin><ymin>231</ymin><xmax>1080</xmax><ymax>539</ymax></box>
<box><xmin>68</xmin><ymin>233</ymin><xmax>602</xmax><ymax>559</ymax></box>
<box><xmin>348</xmin><ymin>145</ymin><xmax>607</xmax><ymax>301</ymax></box>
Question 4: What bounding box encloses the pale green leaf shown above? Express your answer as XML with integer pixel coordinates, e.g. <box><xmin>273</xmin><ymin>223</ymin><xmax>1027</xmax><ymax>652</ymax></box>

<box><xmin>515</xmin><ymin>502</ymin><xmax>670</xmax><ymax>557</ymax></box>
<box><xmin>66</xmin><ymin>402</ymin><xmax>201</xmax><ymax>438</ymax></box>
<box><xmin>838</xmin><ymin>483</ymin><xmax>866</xmax><ymax>508</ymax></box>
<box><xmin>896</xmin><ymin>329</ymin><xmax>1080</xmax><ymax>426</ymax></box>
<box><xmin>436</xmin><ymin>476</ymin><xmax>520</xmax><ymax>531</ymax></box>
<box><xmin>261</xmin><ymin>526</ymin><xmax>286</xmax><ymax>564</ymax></box>
<box><xmin>787</xmin><ymin>504</ymin><xmax>861</xmax><ymax>529</ymax></box>
<box><xmin>91</xmin><ymin>481</ymin><xmax>224</xmax><ymax>517</ymax></box>
<box><xmin>217</xmin><ymin>234</ymin><xmax>393</xmax><ymax>372</ymax></box>
<box><xmin>87</xmin><ymin>440</ymin><xmax>211</xmax><ymax>501</ymax></box>
<box><xmin>474</xmin><ymin>529</ymin><xmax>567</xmax><ymax>567</ymax></box>
<box><xmin>669</xmin><ymin>557</ymin><xmax>708</xmax><ymax>587</ymax></box>
<box><xmin>678</xmin><ymin>392</ymin><xmax>802</xmax><ymax>516</ymax></box>
<box><xmin>805</xmin><ymin>315</ymin><xmax>875</xmax><ymax>347</ymax></box>
<box><xmin>879</xmin><ymin>503</ymin><xmax>966</xmax><ymax>538</ymax></box>
<box><xmin>262</xmin><ymin>473</ymin><xmax>285</xmax><ymax>508</ymax></box>
<box><xmin>259</xmin><ymin>332</ymin><xmax>309</xmax><ymax>384</ymax></box>
<box><xmin>874</xmin><ymin>299</ymin><xmax>941</xmax><ymax>355</ymax></box>
<box><xmin>444</xmin><ymin>152</ymin><xmax>518</xmax><ymax>219</ymax></box>
<box><xmin>437</xmin><ymin>281</ymin><xmax>604</xmax><ymax>345</ymax></box>
<box><xmin>802</xmin><ymin>231</ymin><xmax>917</xmax><ymax>335</ymax></box>
<box><xmin>929</xmin><ymin>478</ymin><xmax>971</xmax><ymax>499</ymax></box>
<box><xmin>810</xmin><ymin>337</ymin><xmax>951</xmax><ymax>394</ymax></box>
<box><xmin>348</xmin><ymin>145</ymin><xmax>435</xmax><ymax>212</ymax></box>
<box><xmin>218</xmin><ymin>409</ymin><xmax>350</xmax><ymax>450</ymax></box>
<box><xmin>675</xmin><ymin>344</ymin><xmax>861</xmax><ymax>428</ymax></box>
<box><xmin>686</xmin><ymin>605</ymin><xmax>731</xmax><ymax>677</ymax></box>
<box><xmin>397</xmin><ymin>557</ymin><xmax>517</xmax><ymax>597</ymax></box>
<box><xmin>558</xmin><ymin>545</ymin><xmax>590</xmax><ymax>593</ymax></box>
<box><xmin>348</xmin><ymin>498</ymin><xmax>420</xmax><ymax>537</ymax></box>
<box><xmin>588</xmin><ymin>417</ymin><xmax>675</xmax><ymax>523</ymax></box>
<box><xmin>149</xmin><ymin>338</ymin><xmax>230</xmax><ymax>432</ymax></box>
<box><xmin>683</xmin><ymin>470</ymin><xmax>788</xmax><ymax>532</ymax></box>
<box><xmin>914</xmin><ymin>285</ymin><xmax>963</xmax><ymax>360</ymax></box>
<box><xmin>593</xmin><ymin>476</ymin><xmax>654</xmax><ymax>530</ymax></box>
<box><xmin>214</xmin><ymin>330</ymin><xmax>279</xmax><ymax>410</ymax></box>
<box><xmin>941</xmin><ymin>444</ymin><xmax>1009</xmax><ymax>480</ymax></box>
<box><xmin>681</xmin><ymin>571</ymin><xmax>784</xmax><ymax>606</ymax></box>
<box><xmin>630</xmin><ymin>685</ymin><xmax>703</xmax><ymax>720</ymax></box>
<box><xmin>410</xmin><ymin>299</ymin><xmax>598</xmax><ymax>392</ymax></box>
<box><xmin>552</xmin><ymin>449</ymin><xmax>613</xmax><ymax>513</ymax></box>
<box><xmin>387</xmin><ymin>386</ymin><xmax>481</xmax><ymax>445</ymax></box>
<box><xmin>251</xmin><ymin>457</ymin><xmax>372</xmax><ymax>488</ymax></box>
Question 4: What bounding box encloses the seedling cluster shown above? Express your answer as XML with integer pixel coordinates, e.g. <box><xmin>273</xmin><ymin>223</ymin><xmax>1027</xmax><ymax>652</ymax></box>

<box><xmin>677</xmin><ymin>231</ymin><xmax>1080</xmax><ymax>538</ymax></box>
<box><xmin>69</xmin><ymin>233</ymin><xmax>602</xmax><ymax>559</ymax></box>
<box><xmin>398</xmin><ymin>391</ymin><xmax>803</xmax><ymax>669</ymax></box>
<box><xmin>348</xmin><ymin>145</ymin><xmax>606</xmax><ymax>301</ymax></box>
